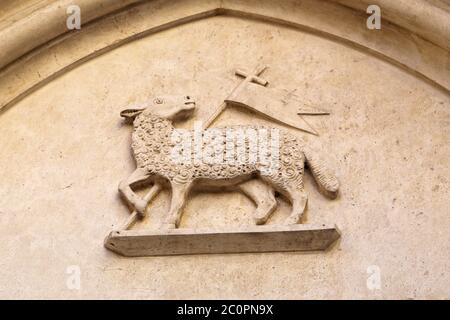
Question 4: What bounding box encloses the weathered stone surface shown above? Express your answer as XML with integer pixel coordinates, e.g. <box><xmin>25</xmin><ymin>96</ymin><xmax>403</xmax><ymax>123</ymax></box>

<box><xmin>0</xmin><ymin>0</ymin><xmax>448</xmax><ymax>299</ymax></box>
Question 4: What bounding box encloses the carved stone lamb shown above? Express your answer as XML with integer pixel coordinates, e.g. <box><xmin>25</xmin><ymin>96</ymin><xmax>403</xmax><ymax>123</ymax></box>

<box><xmin>119</xmin><ymin>95</ymin><xmax>339</xmax><ymax>229</ymax></box>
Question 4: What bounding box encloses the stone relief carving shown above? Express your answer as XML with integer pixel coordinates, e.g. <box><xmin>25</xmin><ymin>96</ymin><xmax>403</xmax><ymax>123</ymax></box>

<box><xmin>105</xmin><ymin>66</ymin><xmax>341</xmax><ymax>256</ymax></box>
<box><xmin>119</xmin><ymin>96</ymin><xmax>339</xmax><ymax>229</ymax></box>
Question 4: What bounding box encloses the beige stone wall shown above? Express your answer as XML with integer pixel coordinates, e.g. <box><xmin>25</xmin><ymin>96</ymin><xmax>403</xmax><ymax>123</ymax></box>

<box><xmin>0</xmin><ymin>0</ymin><xmax>449</xmax><ymax>299</ymax></box>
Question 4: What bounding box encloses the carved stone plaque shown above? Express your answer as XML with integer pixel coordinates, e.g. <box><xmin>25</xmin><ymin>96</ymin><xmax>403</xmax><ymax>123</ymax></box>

<box><xmin>104</xmin><ymin>66</ymin><xmax>341</xmax><ymax>256</ymax></box>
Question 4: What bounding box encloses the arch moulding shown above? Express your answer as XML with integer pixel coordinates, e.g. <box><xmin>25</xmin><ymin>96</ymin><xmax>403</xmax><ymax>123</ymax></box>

<box><xmin>0</xmin><ymin>0</ymin><xmax>449</xmax><ymax>113</ymax></box>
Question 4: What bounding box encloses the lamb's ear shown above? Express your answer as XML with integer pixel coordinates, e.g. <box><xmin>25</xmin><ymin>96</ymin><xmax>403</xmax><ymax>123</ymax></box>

<box><xmin>120</xmin><ymin>108</ymin><xmax>144</xmax><ymax>121</ymax></box>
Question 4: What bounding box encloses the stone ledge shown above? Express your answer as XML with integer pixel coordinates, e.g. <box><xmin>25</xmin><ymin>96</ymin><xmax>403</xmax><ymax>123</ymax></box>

<box><xmin>104</xmin><ymin>224</ymin><xmax>341</xmax><ymax>257</ymax></box>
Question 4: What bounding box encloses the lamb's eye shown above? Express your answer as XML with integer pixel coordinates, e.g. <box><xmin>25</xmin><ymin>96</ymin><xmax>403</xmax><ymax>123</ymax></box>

<box><xmin>186</xmin><ymin>96</ymin><xmax>190</xmax><ymax>100</ymax></box>
<box><xmin>154</xmin><ymin>98</ymin><xmax>164</xmax><ymax>104</ymax></box>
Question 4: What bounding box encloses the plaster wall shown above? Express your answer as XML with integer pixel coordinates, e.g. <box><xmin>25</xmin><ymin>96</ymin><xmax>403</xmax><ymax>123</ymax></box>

<box><xmin>0</xmin><ymin>1</ymin><xmax>449</xmax><ymax>299</ymax></box>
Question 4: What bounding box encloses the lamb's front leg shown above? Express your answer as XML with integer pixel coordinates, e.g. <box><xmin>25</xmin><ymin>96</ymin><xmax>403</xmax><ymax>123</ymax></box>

<box><xmin>162</xmin><ymin>182</ymin><xmax>192</xmax><ymax>229</ymax></box>
<box><xmin>118</xmin><ymin>168</ymin><xmax>151</xmax><ymax>216</ymax></box>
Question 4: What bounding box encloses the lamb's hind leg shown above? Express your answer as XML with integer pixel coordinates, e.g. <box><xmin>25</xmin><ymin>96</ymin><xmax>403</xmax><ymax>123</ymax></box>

<box><xmin>239</xmin><ymin>179</ymin><xmax>277</xmax><ymax>225</ymax></box>
<box><xmin>162</xmin><ymin>182</ymin><xmax>192</xmax><ymax>229</ymax></box>
<box><xmin>259</xmin><ymin>170</ymin><xmax>307</xmax><ymax>225</ymax></box>
<box><xmin>118</xmin><ymin>168</ymin><xmax>151</xmax><ymax>216</ymax></box>
<box><xmin>284</xmin><ymin>187</ymin><xmax>308</xmax><ymax>225</ymax></box>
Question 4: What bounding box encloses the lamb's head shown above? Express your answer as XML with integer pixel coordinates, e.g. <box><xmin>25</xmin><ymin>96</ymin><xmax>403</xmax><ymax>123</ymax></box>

<box><xmin>120</xmin><ymin>95</ymin><xmax>196</xmax><ymax>123</ymax></box>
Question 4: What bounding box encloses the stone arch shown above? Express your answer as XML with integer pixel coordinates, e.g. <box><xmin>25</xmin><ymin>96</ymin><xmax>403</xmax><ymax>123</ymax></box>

<box><xmin>0</xmin><ymin>0</ymin><xmax>449</xmax><ymax>113</ymax></box>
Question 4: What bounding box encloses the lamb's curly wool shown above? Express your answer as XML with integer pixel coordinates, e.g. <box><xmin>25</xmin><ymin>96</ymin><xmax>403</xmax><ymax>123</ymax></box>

<box><xmin>130</xmin><ymin>109</ymin><xmax>338</xmax><ymax>196</ymax></box>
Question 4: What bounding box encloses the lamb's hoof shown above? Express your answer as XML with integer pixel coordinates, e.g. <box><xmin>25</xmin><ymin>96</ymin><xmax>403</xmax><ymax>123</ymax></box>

<box><xmin>253</xmin><ymin>215</ymin><xmax>269</xmax><ymax>225</ymax></box>
<box><xmin>253</xmin><ymin>202</ymin><xmax>276</xmax><ymax>225</ymax></box>
<box><xmin>284</xmin><ymin>216</ymin><xmax>300</xmax><ymax>225</ymax></box>
<box><xmin>161</xmin><ymin>223</ymin><xmax>176</xmax><ymax>230</ymax></box>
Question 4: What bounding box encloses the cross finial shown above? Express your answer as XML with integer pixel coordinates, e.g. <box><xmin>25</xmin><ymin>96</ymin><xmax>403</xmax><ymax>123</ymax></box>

<box><xmin>235</xmin><ymin>65</ymin><xmax>269</xmax><ymax>87</ymax></box>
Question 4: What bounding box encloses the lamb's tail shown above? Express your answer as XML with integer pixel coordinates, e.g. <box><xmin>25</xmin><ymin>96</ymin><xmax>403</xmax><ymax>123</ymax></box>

<box><xmin>303</xmin><ymin>147</ymin><xmax>339</xmax><ymax>199</ymax></box>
